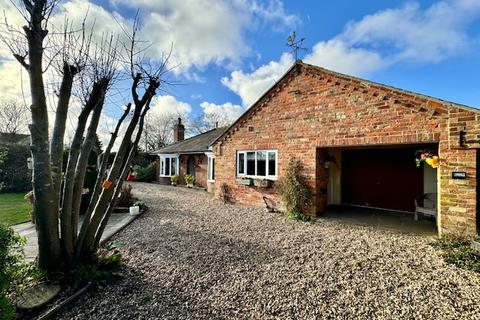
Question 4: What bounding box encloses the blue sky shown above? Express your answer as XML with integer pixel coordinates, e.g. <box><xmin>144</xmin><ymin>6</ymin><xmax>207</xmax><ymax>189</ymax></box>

<box><xmin>2</xmin><ymin>0</ymin><xmax>480</xmax><ymax>137</ymax></box>
<box><xmin>121</xmin><ymin>0</ymin><xmax>480</xmax><ymax>121</ymax></box>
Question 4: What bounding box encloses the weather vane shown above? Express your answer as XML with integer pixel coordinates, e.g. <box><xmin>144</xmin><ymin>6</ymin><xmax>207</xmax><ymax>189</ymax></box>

<box><xmin>287</xmin><ymin>31</ymin><xmax>307</xmax><ymax>60</ymax></box>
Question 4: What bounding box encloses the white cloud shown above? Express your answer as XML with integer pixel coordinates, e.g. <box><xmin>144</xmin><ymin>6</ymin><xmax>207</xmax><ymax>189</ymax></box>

<box><xmin>110</xmin><ymin>0</ymin><xmax>298</xmax><ymax>73</ymax></box>
<box><xmin>304</xmin><ymin>39</ymin><xmax>384</xmax><ymax>76</ymax></box>
<box><xmin>200</xmin><ymin>101</ymin><xmax>244</xmax><ymax>123</ymax></box>
<box><xmin>221</xmin><ymin>52</ymin><xmax>293</xmax><ymax>107</ymax></box>
<box><xmin>149</xmin><ymin>95</ymin><xmax>192</xmax><ymax>117</ymax></box>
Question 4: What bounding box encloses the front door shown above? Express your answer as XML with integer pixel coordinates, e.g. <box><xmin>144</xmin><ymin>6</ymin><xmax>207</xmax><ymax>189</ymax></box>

<box><xmin>187</xmin><ymin>156</ymin><xmax>196</xmax><ymax>176</ymax></box>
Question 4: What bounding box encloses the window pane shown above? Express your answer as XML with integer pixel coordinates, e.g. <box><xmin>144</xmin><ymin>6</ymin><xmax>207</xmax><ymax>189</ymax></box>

<box><xmin>171</xmin><ymin>158</ymin><xmax>177</xmax><ymax>175</ymax></box>
<box><xmin>161</xmin><ymin>159</ymin><xmax>164</xmax><ymax>175</ymax></box>
<box><xmin>268</xmin><ymin>152</ymin><xmax>276</xmax><ymax>176</ymax></box>
<box><xmin>211</xmin><ymin>158</ymin><xmax>215</xmax><ymax>180</ymax></box>
<box><xmin>247</xmin><ymin>152</ymin><xmax>255</xmax><ymax>175</ymax></box>
<box><xmin>165</xmin><ymin>158</ymin><xmax>170</xmax><ymax>176</ymax></box>
<box><xmin>257</xmin><ymin>151</ymin><xmax>266</xmax><ymax>176</ymax></box>
<box><xmin>238</xmin><ymin>153</ymin><xmax>245</xmax><ymax>174</ymax></box>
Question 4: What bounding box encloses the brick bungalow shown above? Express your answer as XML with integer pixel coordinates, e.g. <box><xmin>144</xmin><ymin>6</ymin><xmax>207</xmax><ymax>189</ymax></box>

<box><xmin>153</xmin><ymin>118</ymin><xmax>226</xmax><ymax>192</ymax></box>
<box><xmin>211</xmin><ymin>60</ymin><xmax>480</xmax><ymax>237</ymax></box>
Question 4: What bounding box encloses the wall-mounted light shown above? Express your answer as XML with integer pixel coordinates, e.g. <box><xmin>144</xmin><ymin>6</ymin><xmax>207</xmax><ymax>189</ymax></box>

<box><xmin>459</xmin><ymin>128</ymin><xmax>480</xmax><ymax>147</ymax></box>
<box><xmin>27</xmin><ymin>157</ymin><xmax>33</xmax><ymax>170</ymax></box>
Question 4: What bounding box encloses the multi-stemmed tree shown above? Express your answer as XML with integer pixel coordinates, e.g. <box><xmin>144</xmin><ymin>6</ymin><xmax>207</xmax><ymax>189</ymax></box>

<box><xmin>1</xmin><ymin>0</ymin><xmax>170</xmax><ymax>273</ymax></box>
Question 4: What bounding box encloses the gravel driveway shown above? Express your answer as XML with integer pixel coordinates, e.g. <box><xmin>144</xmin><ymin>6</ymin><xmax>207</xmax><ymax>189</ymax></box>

<box><xmin>59</xmin><ymin>182</ymin><xmax>480</xmax><ymax>320</ymax></box>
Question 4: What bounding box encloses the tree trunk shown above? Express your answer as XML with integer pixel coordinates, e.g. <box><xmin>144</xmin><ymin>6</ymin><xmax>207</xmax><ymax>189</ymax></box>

<box><xmin>50</xmin><ymin>63</ymin><xmax>76</xmax><ymax>199</ymax></box>
<box><xmin>71</xmin><ymin>87</ymin><xmax>106</xmax><ymax>243</ymax></box>
<box><xmin>77</xmin><ymin>77</ymin><xmax>159</xmax><ymax>261</ymax></box>
<box><xmin>60</xmin><ymin>81</ymin><xmax>103</xmax><ymax>263</ymax></box>
<box><xmin>75</xmin><ymin>104</ymin><xmax>131</xmax><ymax>260</ymax></box>
<box><xmin>93</xmin><ymin>102</ymin><xmax>150</xmax><ymax>249</ymax></box>
<box><xmin>26</xmin><ymin>0</ymin><xmax>61</xmax><ymax>272</ymax></box>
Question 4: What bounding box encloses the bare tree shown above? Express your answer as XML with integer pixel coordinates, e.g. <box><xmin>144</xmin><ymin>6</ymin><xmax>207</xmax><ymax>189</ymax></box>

<box><xmin>1</xmin><ymin>0</ymin><xmax>170</xmax><ymax>272</ymax></box>
<box><xmin>0</xmin><ymin>98</ymin><xmax>29</xmax><ymax>134</ymax></box>
<box><xmin>141</xmin><ymin>111</ymin><xmax>179</xmax><ymax>151</ymax></box>
<box><xmin>189</xmin><ymin>111</ymin><xmax>232</xmax><ymax>136</ymax></box>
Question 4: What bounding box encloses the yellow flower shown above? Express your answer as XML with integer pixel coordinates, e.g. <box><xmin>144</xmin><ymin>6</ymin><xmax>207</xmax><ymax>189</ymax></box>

<box><xmin>430</xmin><ymin>156</ymin><xmax>439</xmax><ymax>168</ymax></box>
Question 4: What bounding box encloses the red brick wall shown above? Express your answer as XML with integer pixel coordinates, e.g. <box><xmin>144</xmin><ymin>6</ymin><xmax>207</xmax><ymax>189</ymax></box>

<box><xmin>213</xmin><ymin>63</ymin><xmax>479</xmax><ymax>236</ymax></box>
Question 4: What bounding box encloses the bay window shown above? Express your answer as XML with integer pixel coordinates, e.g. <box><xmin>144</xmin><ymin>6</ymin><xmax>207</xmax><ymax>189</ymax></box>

<box><xmin>237</xmin><ymin>150</ymin><xmax>277</xmax><ymax>179</ymax></box>
<box><xmin>160</xmin><ymin>155</ymin><xmax>179</xmax><ymax>177</ymax></box>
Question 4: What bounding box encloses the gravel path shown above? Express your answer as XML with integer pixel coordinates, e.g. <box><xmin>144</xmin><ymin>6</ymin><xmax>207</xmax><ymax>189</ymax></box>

<box><xmin>59</xmin><ymin>182</ymin><xmax>480</xmax><ymax>320</ymax></box>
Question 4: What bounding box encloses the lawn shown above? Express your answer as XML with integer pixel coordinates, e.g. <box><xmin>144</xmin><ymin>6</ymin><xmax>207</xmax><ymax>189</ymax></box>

<box><xmin>0</xmin><ymin>193</ymin><xmax>31</xmax><ymax>226</ymax></box>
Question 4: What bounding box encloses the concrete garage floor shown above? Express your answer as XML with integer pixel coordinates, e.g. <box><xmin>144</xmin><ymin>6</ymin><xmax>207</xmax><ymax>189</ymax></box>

<box><xmin>323</xmin><ymin>205</ymin><xmax>437</xmax><ymax>237</ymax></box>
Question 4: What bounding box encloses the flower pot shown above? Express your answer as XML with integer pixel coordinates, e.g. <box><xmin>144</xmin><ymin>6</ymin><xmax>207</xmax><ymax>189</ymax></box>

<box><xmin>171</xmin><ymin>182</ymin><xmax>177</xmax><ymax>186</ymax></box>
<box><xmin>187</xmin><ymin>183</ymin><xmax>194</xmax><ymax>188</ymax></box>
<box><xmin>253</xmin><ymin>179</ymin><xmax>271</xmax><ymax>188</ymax></box>
<box><xmin>129</xmin><ymin>206</ymin><xmax>140</xmax><ymax>216</ymax></box>
<box><xmin>236</xmin><ymin>178</ymin><xmax>252</xmax><ymax>186</ymax></box>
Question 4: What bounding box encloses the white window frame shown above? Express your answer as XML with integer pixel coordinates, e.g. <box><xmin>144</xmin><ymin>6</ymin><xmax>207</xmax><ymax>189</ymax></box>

<box><xmin>159</xmin><ymin>154</ymin><xmax>179</xmax><ymax>177</ymax></box>
<box><xmin>207</xmin><ymin>153</ymin><xmax>215</xmax><ymax>183</ymax></box>
<box><xmin>236</xmin><ymin>150</ymin><xmax>278</xmax><ymax>180</ymax></box>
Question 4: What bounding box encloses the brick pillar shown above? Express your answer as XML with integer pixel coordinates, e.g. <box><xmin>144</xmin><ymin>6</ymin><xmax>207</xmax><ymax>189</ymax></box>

<box><xmin>438</xmin><ymin>143</ymin><xmax>477</xmax><ymax>237</ymax></box>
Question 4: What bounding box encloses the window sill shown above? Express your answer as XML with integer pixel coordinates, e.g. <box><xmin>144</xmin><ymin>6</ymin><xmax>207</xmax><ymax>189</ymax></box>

<box><xmin>236</xmin><ymin>176</ymin><xmax>277</xmax><ymax>181</ymax></box>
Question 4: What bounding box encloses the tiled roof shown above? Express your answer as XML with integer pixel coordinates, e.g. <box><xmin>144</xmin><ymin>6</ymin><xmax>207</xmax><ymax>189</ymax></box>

<box><xmin>153</xmin><ymin>127</ymin><xmax>228</xmax><ymax>154</ymax></box>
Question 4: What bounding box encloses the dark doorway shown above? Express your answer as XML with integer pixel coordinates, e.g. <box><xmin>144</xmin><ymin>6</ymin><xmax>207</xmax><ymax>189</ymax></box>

<box><xmin>187</xmin><ymin>156</ymin><xmax>196</xmax><ymax>176</ymax></box>
<box><xmin>342</xmin><ymin>146</ymin><xmax>424</xmax><ymax>212</ymax></box>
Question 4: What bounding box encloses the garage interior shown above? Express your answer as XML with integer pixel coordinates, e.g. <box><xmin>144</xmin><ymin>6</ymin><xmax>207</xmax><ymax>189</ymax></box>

<box><xmin>323</xmin><ymin>144</ymin><xmax>438</xmax><ymax>234</ymax></box>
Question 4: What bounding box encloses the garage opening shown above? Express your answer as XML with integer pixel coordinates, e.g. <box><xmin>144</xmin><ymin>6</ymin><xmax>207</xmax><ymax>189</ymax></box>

<box><xmin>343</xmin><ymin>146</ymin><xmax>434</xmax><ymax>212</ymax></box>
<box><xmin>324</xmin><ymin>144</ymin><xmax>438</xmax><ymax>226</ymax></box>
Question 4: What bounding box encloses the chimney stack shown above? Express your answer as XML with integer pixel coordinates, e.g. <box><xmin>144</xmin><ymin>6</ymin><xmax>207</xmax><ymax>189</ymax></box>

<box><xmin>173</xmin><ymin>117</ymin><xmax>185</xmax><ymax>142</ymax></box>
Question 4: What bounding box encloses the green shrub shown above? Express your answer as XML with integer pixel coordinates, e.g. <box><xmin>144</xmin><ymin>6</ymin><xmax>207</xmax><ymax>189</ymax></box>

<box><xmin>288</xmin><ymin>211</ymin><xmax>311</xmax><ymax>222</ymax></box>
<box><xmin>0</xmin><ymin>147</ymin><xmax>6</xmax><ymax>192</ymax></box>
<box><xmin>171</xmin><ymin>174</ymin><xmax>179</xmax><ymax>184</ymax></box>
<box><xmin>184</xmin><ymin>174</ymin><xmax>195</xmax><ymax>185</ymax></box>
<box><xmin>134</xmin><ymin>163</ymin><xmax>156</xmax><ymax>182</ymax></box>
<box><xmin>0</xmin><ymin>145</ymin><xmax>31</xmax><ymax>193</ymax></box>
<box><xmin>0</xmin><ymin>225</ymin><xmax>27</xmax><ymax>319</ymax></box>
<box><xmin>276</xmin><ymin>158</ymin><xmax>313</xmax><ymax>219</ymax></box>
<box><xmin>430</xmin><ymin>239</ymin><xmax>480</xmax><ymax>273</ymax></box>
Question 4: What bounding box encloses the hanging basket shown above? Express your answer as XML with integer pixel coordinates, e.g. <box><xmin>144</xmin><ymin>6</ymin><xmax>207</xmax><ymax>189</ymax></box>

<box><xmin>415</xmin><ymin>150</ymin><xmax>439</xmax><ymax>169</ymax></box>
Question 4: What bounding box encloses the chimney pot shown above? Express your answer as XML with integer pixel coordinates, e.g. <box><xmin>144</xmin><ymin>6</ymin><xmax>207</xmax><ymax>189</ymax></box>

<box><xmin>173</xmin><ymin>117</ymin><xmax>185</xmax><ymax>142</ymax></box>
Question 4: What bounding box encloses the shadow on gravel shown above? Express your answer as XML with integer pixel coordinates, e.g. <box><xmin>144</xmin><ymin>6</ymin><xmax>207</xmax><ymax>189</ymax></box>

<box><xmin>131</xmin><ymin>214</ymin><xmax>281</xmax><ymax>272</ymax></box>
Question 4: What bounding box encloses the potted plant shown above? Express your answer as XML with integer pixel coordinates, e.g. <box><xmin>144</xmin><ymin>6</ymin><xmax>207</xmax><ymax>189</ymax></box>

<box><xmin>236</xmin><ymin>176</ymin><xmax>252</xmax><ymax>186</ymax></box>
<box><xmin>253</xmin><ymin>178</ymin><xmax>271</xmax><ymax>188</ymax></box>
<box><xmin>184</xmin><ymin>174</ymin><xmax>195</xmax><ymax>188</ymax></box>
<box><xmin>171</xmin><ymin>174</ymin><xmax>179</xmax><ymax>186</ymax></box>
<box><xmin>415</xmin><ymin>150</ymin><xmax>439</xmax><ymax>168</ymax></box>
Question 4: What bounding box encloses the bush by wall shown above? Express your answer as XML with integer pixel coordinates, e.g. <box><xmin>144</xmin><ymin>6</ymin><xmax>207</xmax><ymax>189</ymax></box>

<box><xmin>134</xmin><ymin>162</ymin><xmax>156</xmax><ymax>182</ymax></box>
<box><xmin>276</xmin><ymin>158</ymin><xmax>313</xmax><ymax>220</ymax></box>
<box><xmin>0</xmin><ymin>145</ymin><xmax>31</xmax><ymax>193</ymax></box>
<box><xmin>0</xmin><ymin>225</ymin><xmax>25</xmax><ymax>319</ymax></box>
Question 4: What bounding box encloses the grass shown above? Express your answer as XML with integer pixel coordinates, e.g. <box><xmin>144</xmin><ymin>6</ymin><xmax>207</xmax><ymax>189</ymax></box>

<box><xmin>430</xmin><ymin>239</ymin><xmax>480</xmax><ymax>273</ymax></box>
<box><xmin>0</xmin><ymin>193</ymin><xmax>31</xmax><ymax>227</ymax></box>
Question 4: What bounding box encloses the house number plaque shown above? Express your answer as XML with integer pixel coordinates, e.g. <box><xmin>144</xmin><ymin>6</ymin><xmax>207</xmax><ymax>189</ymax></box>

<box><xmin>452</xmin><ymin>172</ymin><xmax>467</xmax><ymax>179</ymax></box>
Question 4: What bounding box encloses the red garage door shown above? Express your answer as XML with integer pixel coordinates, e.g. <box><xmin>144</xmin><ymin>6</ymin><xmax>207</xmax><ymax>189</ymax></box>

<box><xmin>341</xmin><ymin>147</ymin><xmax>423</xmax><ymax>212</ymax></box>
